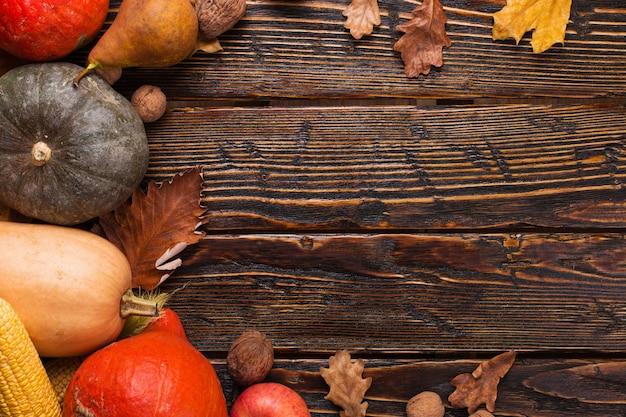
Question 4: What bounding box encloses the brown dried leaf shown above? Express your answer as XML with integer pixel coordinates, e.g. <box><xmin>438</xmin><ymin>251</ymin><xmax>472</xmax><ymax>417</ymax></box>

<box><xmin>492</xmin><ymin>0</ymin><xmax>572</xmax><ymax>53</ymax></box>
<box><xmin>343</xmin><ymin>0</ymin><xmax>381</xmax><ymax>39</ymax></box>
<box><xmin>99</xmin><ymin>167</ymin><xmax>205</xmax><ymax>290</ymax></box>
<box><xmin>195</xmin><ymin>36</ymin><xmax>223</xmax><ymax>54</ymax></box>
<box><xmin>320</xmin><ymin>350</ymin><xmax>372</xmax><ymax>417</ymax></box>
<box><xmin>448</xmin><ymin>350</ymin><xmax>517</xmax><ymax>414</ymax></box>
<box><xmin>394</xmin><ymin>0</ymin><xmax>451</xmax><ymax>78</ymax></box>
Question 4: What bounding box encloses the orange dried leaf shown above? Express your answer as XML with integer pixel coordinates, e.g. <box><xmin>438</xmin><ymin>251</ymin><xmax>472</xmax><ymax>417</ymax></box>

<box><xmin>492</xmin><ymin>0</ymin><xmax>572</xmax><ymax>53</ymax></box>
<box><xmin>343</xmin><ymin>0</ymin><xmax>381</xmax><ymax>39</ymax></box>
<box><xmin>320</xmin><ymin>350</ymin><xmax>372</xmax><ymax>417</ymax></box>
<box><xmin>448</xmin><ymin>350</ymin><xmax>517</xmax><ymax>414</ymax></box>
<box><xmin>394</xmin><ymin>0</ymin><xmax>451</xmax><ymax>78</ymax></box>
<box><xmin>99</xmin><ymin>167</ymin><xmax>205</xmax><ymax>290</ymax></box>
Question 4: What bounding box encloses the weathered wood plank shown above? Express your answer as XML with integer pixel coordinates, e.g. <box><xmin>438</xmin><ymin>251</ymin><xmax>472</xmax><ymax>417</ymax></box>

<box><xmin>211</xmin><ymin>357</ymin><xmax>626</xmax><ymax>416</ymax></box>
<box><xmin>142</xmin><ymin>104</ymin><xmax>626</xmax><ymax>230</ymax></box>
<box><xmin>159</xmin><ymin>232</ymin><xmax>626</xmax><ymax>354</ymax></box>
<box><xmin>66</xmin><ymin>0</ymin><xmax>626</xmax><ymax>101</ymax></box>
<box><xmin>53</xmin><ymin>3</ymin><xmax>626</xmax><ymax>415</ymax></box>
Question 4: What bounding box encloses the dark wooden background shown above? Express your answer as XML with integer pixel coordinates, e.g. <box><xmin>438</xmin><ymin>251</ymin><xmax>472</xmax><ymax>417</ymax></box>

<box><xmin>66</xmin><ymin>0</ymin><xmax>626</xmax><ymax>415</ymax></box>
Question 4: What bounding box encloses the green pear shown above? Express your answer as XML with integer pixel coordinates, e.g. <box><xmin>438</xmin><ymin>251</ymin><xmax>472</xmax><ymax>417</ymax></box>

<box><xmin>74</xmin><ymin>0</ymin><xmax>198</xmax><ymax>85</ymax></box>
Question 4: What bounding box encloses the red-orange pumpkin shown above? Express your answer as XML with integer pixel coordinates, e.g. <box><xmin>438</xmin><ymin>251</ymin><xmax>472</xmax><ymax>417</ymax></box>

<box><xmin>0</xmin><ymin>0</ymin><xmax>110</xmax><ymax>61</ymax></box>
<box><xmin>62</xmin><ymin>308</ymin><xmax>228</xmax><ymax>417</ymax></box>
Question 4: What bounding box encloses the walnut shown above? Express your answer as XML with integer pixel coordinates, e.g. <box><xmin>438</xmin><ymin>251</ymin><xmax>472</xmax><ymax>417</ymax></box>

<box><xmin>195</xmin><ymin>0</ymin><xmax>246</xmax><ymax>40</ymax></box>
<box><xmin>227</xmin><ymin>330</ymin><xmax>274</xmax><ymax>387</ymax></box>
<box><xmin>131</xmin><ymin>85</ymin><xmax>167</xmax><ymax>123</ymax></box>
<box><xmin>406</xmin><ymin>391</ymin><xmax>445</xmax><ymax>417</ymax></box>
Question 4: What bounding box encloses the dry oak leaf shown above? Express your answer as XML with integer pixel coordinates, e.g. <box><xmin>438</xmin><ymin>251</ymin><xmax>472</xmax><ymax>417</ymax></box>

<box><xmin>448</xmin><ymin>350</ymin><xmax>517</xmax><ymax>414</ymax></box>
<box><xmin>99</xmin><ymin>167</ymin><xmax>205</xmax><ymax>290</ymax></box>
<box><xmin>320</xmin><ymin>349</ymin><xmax>372</xmax><ymax>417</ymax></box>
<box><xmin>394</xmin><ymin>0</ymin><xmax>451</xmax><ymax>78</ymax></box>
<box><xmin>492</xmin><ymin>0</ymin><xmax>572</xmax><ymax>53</ymax></box>
<box><xmin>343</xmin><ymin>0</ymin><xmax>381</xmax><ymax>39</ymax></box>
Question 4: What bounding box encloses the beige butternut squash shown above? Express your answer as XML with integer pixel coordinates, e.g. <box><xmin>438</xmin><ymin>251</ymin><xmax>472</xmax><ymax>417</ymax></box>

<box><xmin>0</xmin><ymin>222</ymin><xmax>157</xmax><ymax>357</ymax></box>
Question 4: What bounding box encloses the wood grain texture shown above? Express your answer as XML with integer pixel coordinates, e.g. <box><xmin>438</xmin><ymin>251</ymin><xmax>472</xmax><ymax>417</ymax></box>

<box><xmin>66</xmin><ymin>0</ymin><xmax>626</xmax><ymax>101</ymax></box>
<box><xmin>213</xmin><ymin>357</ymin><xmax>626</xmax><ymax>416</ymax></box>
<box><xmin>159</xmin><ymin>232</ymin><xmax>626</xmax><ymax>353</ymax></box>
<box><xmin>53</xmin><ymin>0</ymin><xmax>626</xmax><ymax>415</ymax></box>
<box><xmin>142</xmin><ymin>104</ymin><xmax>626</xmax><ymax>230</ymax></box>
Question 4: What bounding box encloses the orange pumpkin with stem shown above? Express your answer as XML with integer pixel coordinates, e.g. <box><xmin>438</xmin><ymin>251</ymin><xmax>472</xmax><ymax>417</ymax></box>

<box><xmin>62</xmin><ymin>308</ymin><xmax>228</xmax><ymax>417</ymax></box>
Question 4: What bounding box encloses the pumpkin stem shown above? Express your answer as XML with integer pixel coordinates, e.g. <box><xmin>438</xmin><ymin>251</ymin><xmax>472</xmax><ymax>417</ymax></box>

<box><xmin>119</xmin><ymin>291</ymin><xmax>172</xmax><ymax>339</ymax></box>
<box><xmin>120</xmin><ymin>289</ymin><xmax>160</xmax><ymax>318</ymax></box>
<box><xmin>73</xmin><ymin>63</ymin><xmax>98</xmax><ymax>86</ymax></box>
<box><xmin>31</xmin><ymin>141</ymin><xmax>51</xmax><ymax>167</ymax></box>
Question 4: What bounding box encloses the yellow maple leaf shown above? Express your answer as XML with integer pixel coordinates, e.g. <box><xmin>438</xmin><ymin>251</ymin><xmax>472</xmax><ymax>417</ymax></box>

<box><xmin>492</xmin><ymin>0</ymin><xmax>572</xmax><ymax>53</ymax></box>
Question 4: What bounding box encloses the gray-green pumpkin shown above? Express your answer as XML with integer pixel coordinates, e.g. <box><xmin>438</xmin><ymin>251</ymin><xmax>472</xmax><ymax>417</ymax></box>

<box><xmin>0</xmin><ymin>62</ymin><xmax>149</xmax><ymax>225</ymax></box>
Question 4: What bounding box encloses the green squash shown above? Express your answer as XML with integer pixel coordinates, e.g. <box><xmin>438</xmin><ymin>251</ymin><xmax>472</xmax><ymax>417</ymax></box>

<box><xmin>0</xmin><ymin>62</ymin><xmax>149</xmax><ymax>225</ymax></box>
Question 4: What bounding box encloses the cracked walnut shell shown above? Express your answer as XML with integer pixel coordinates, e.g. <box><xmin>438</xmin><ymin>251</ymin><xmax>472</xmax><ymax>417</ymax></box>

<box><xmin>131</xmin><ymin>85</ymin><xmax>167</xmax><ymax>123</ymax></box>
<box><xmin>406</xmin><ymin>391</ymin><xmax>445</xmax><ymax>417</ymax></box>
<box><xmin>227</xmin><ymin>330</ymin><xmax>274</xmax><ymax>387</ymax></box>
<box><xmin>195</xmin><ymin>0</ymin><xmax>246</xmax><ymax>39</ymax></box>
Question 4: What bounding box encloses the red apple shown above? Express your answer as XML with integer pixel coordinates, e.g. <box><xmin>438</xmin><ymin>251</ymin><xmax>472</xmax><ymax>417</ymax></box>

<box><xmin>230</xmin><ymin>382</ymin><xmax>311</xmax><ymax>417</ymax></box>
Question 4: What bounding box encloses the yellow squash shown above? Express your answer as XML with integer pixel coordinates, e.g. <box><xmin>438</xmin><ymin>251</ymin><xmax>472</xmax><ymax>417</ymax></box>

<box><xmin>0</xmin><ymin>296</ymin><xmax>61</xmax><ymax>417</ymax></box>
<box><xmin>0</xmin><ymin>222</ymin><xmax>157</xmax><ymax>357</ymax></box>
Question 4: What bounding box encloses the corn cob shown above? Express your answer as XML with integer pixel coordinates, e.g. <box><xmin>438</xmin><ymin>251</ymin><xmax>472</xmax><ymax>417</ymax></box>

<box><xmin>0</xmin><ymin>296</ymin><xmax>62</xmax><ymax>417</ymax></box>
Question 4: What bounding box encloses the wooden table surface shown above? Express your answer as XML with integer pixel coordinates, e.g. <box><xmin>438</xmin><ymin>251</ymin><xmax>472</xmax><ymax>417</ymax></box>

<box><xmin>67</xmin><ymin>1</ymin><xmax>626</xmax><ymax>415</ymax></box>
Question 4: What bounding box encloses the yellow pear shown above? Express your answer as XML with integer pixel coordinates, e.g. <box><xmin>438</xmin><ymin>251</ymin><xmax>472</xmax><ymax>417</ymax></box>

<box><xmin>74</xmin><ymin>0</ymin><xmax>198</xmax><ymax>84</ymax></box>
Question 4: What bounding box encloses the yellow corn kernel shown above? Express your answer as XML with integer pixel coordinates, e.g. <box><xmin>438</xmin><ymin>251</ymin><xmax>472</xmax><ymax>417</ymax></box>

<box><xmin>0</xmin><ymin>297</ymin><xmax>62</xmax><ymax>417</ymax></box>
<box><xmin>43</xmin><ymin>356</ymin><xmax>85</xmax><ymax>405</ymax></box>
